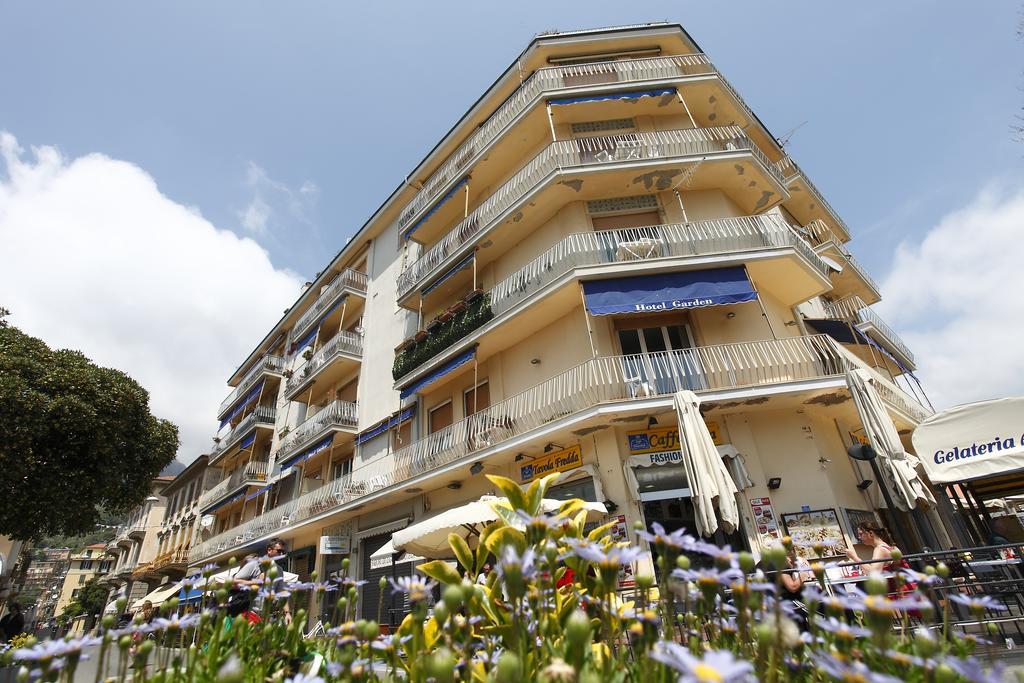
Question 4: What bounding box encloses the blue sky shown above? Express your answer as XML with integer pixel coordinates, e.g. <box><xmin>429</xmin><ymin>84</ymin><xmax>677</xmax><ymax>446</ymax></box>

<box><xmin>1</xmin><ymin>2</ymin><xmax>1021</xmax><ymax>459</ymax></box>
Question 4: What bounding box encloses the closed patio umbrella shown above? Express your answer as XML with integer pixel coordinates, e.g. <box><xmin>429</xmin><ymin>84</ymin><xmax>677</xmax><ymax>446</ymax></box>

<box><xmin>673</xmin><ymin>390</ymin><xmax>739</xmax><ymax>537</ymax></box>
<box><xmin>846</xmin><ymin>368</ymin><xmax>935</xmax><ymax>510</ymax></box>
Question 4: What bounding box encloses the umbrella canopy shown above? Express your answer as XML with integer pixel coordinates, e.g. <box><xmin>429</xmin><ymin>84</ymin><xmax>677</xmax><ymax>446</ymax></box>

<box><xmin>188</xmin><ymin>565</ymin><xmax>299</xmax><ymax>588</ymax></box>
<box><xmin>846</xmin><ymin>368</ymin><xmax>935</xmax><ymax>511</ymax></box>
<box><xmin>674</xmin><ymin>390</ymin><xmax>739</xmax><ymax>537</ymax></box>
<box><xmin>369</xmin><ymin>539</ymin><xmax>425</xmax><ymax>566</ymax></box>
<box><xmin>131</xmin><ymin>582</ymin><xmax>182</xmax><ymax>611</ymax></box>
<box><xmin>392</xmin><ymin>495</ymin><xmax>606</xmax><ymax>559</ymax></box>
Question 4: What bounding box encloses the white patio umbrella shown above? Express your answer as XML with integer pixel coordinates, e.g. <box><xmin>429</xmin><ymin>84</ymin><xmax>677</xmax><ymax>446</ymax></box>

<box><xmin>131</xmin><ymin>581</ymin><xmax>182</xmax><ymax>611</ymax></box>
<box><xmin>846</xmin><ymin>368</ymin><xmax>935</xmax><ymax>511</ymax></box>
<box><xmin>392</xmin><ymin>495</ymin><xmax>607</xmax><ymax>559</ymax></box>
<box><xmin>673</xmin><ymin>390</ymin><xmax>739</xmax><ymax>537</ymax></box>
<box><xmin>188</xmin><ymin>565</ymin><xmax>299</xmax><ymax>588</ymax></box>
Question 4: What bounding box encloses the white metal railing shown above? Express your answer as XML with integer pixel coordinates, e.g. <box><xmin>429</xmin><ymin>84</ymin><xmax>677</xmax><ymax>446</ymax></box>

<box><xmin>284</xmin><ymin>331</ymin><xmax>364</xmax><ymax>397</ymax></box>
<box><xmin>775</xmin><ymin>156</ymin><xmax>850</xmax><ymax>238</ymax></box>
<box><xmin>398</xmin><ymin>53</ymin><xmax>772</xmax><ymax>232</ymax></box>
<box><xmin>275</xmin><ymin>400</ymin><xmax>358</xmax><ymax>459</ymax></box>
<box><xmin>193</xmin><ymin>335</ymin><xmax>861</xmax><ymax>562</ymax></box>
<box><xmin>211</xmin><ymin>406</ymin><xmax>276</xmax><ymax>459</ymax></box>
<box><xmin>398</xmin><ymin>125</ymin><xmax>784</xmax><ymax>298</ymax></box>
<box><xmin>198</xmin><ymin>460</ymin><xmax>270</xmax><ymax>511</ymax></box>
<box><xmin>218</xmin><ymin>355</ymin><xmax>286</xmax><ymax>418</ymax></box>
<box><xmin>490</xmin><ymin>215</ymin><xmax>828</xmax><ymax>317</ymax></box>
<box><xmin>291</xmin><ymin>269</ymin><xmax>369</xmax><ymax>344</ymax></box>
<box><xmin>824</xmin><ymin>296</ymin><xmax>915</xmax><ymax>365</ymax></box>
<box><xmin>830</xmin><ymin>344</ymin><xmax>930</xmax><ymax>422</ymax></box>
<box><xmin>802</xmin><ymin>220</ymin><xmax>880</xmax><ymax>298</ymax></box>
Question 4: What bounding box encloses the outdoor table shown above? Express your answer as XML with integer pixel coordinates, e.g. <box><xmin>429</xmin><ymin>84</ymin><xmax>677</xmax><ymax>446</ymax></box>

<box><xmin>616</xmin><ymin>238</ymin><xmax>662</xmax><ymax>261</ymax></box>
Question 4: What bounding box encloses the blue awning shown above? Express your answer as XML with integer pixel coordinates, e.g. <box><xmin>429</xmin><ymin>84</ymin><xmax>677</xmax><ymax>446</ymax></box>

<box><xmin>201</xmin><ymin>489</ymin><xmax>246</xmax><ymax>515</ymax></box>
<box><xmin>291</xmin><ymin>327</ymin><xmax>319</xmax><ymax>356</ymax></box>
<box><xmin>548</xmin><ymin>87</ymin><xmax>676</xmax><ymax>107</ymax></box>
<box><xmin>178</xmin><ymin>587</ymin><xmax>203</xmax><ymax>604</ymax></box>
<box><xmin>804</xmin><ymin>318</ymin><xmax>871</xmax><ymax>346</ymax></box>
<box><xmin>421</xmin><ymin>252</ymin><xmax>474</xmax><ymax>297</ymax></box>
<box><xmin>219</xmin><ymin>380</ymin><xmax>265</xmax><ymax>428</ymax></box>
<box><xmin>355</xmin><ymin>406</ymin><xmax>417</xmax><ymax>445</ymax></box>
<box><xmin>403</xmin><ymin>176</ymin><xmax>470</xmax><ymax>240</ymax></box>
<box><xmin>278</xmin><ymin>435</ymin><xmax>334</xmax><ymax>471</ymax></box>
<box><xmin>246</xmin><ymin>482</ymin><xmax>274</xmax><ymax>501</ymax></box>
<box><xmin>581</xmin><ymin>267</ymin><xmax>757</xmax><ymax>316</ymax></box>
<box><xmin>399</xmin><ymin>347</ymin><xmax>476</xmax><ymax>399</ymax></box>
<box><xmin>238</xmin><ymin>431</ymin><xmax>257</xmax><ymax>451</ymax></box>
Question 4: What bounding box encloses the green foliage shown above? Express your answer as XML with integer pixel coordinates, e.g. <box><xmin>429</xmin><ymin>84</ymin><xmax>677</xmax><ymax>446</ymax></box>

<box><xmin>392</xmin><ymin>294</ymin><xmax>493</xmax><ymax>380</ymax></box>
<box><xmin>38</xmin><ymin>510</ymin><xmax>124</xmax><ymax>549</ymax></box>
<box><xmin>75</xmin><ymin>577</ymin><xmax>110</xmax><ymax>619</ymax></box>
<box><xmin>0</xmin><ymin>311</ymin><xmax>179</xmax><ymax>540</ymax></box>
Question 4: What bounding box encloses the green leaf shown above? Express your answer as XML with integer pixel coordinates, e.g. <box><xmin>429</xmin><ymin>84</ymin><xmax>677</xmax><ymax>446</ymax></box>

<box><xmin>475</xmin><ymin>521</ymin><xmax>501</xmax><ymax>570</ymax></box>
<box><xmin>448</xmin><ymin>533</ymin><xmax>474</xmax><ymax>576</ymax></box>
<box><xmin>485</xmin><ymin>474</ymin><xmax>527</xmax><ymax>510</ymax></box>
<box><xmin>484</xmin><ymin>526</ymin><xmax>526</xmax><ymax>556</ymax></box>
<box><xmin>586</xmin><ymin>520</ymin><xmax>617</xmax><ymax>542</ymax></box>
<box><xmin>417</xmin><ymin>560</ymin><xmax>462</xmax><ymax>585</ymax></box>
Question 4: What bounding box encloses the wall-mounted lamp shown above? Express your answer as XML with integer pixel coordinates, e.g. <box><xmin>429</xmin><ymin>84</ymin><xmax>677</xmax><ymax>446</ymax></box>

<box><xmin>447</xmin><ymin>481</ymin><xmax>462</xmax><ymax>490</ymax></box>
<box><xmin>514</xmin><ymin>453</ymin><xmax>533</xmax><ymax>462</ymax></box>
<box><xmin>530</xmin><ymin>358</ymin><xmax>541</xmax><ymax>365</ymax></box>
<box><xmin>726</xmin><ymin>312</ymin><xmax>736</xmax><ymax>319</ymax></box>
<box><xmin>647</xmin><ymin>416</ymin><xmax>658</xmax><ymax>428</ymax></box>
<box><xmin>767</xmin><ymin>477</ymin><xmax>782</xmax><ymax>490</ymax></box>
<box><xmin>604</xmin><ymin>500</ymin><xmax>619</xmax><ymax>514</ymax></box>
<box><xmin>856</xmin><ymin>479</ymin><xmax>874</xmax><ymax>491</ymax></box>
<box><xmin>784</xmin><ymin>320</ymin><xmax>799</xmax><ymax>327</ymax></box>
<box><xmin>469</xmin><ymin>462</ymin><xmax>484</xmax><ymax>475</ymax></box>
<box><xmin>544</xmin><ymin>443</ymin><xmax>563</xmax><ymax>453</ymax></box>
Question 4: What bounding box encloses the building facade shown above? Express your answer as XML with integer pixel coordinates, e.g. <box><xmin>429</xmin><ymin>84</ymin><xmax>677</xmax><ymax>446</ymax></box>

<box><xmin>153</xmin><ymin>456</ymin><xmax>215</xmax><ymax>582</ymax></box>
<box><xmin>54</xmin><ymin>544</ymin><xmax>111</xmax><ymax>616</ymax></box>
<box><xmin>100</xmin><ymin>477</ymin><xmax>171</xmax><ymax>608</ymax></box>
<box><xmin>0</xmin><ymin>536</ymin><xmax>26</xmax><ymax>614</ymax></box>
<box><xmin>16</xmin><ymin>548</ymin><xmax>70</xmax><ymax>626</ymax></box>
<box><xmin>188</xmin><ymin>23</ymin><xmax>947</xmax><ymax>624</ymax></box>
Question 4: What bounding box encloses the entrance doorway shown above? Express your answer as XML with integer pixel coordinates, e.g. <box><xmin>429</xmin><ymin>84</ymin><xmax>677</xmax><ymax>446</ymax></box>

<box><xmin>616</xmin><ymin>322</ymin><xmax>706</xmax><ymax>393</ymax></box>
<box><xmin>641</xmin><ymin>498</ymin><xmax>745</xmax><ymax>568</ymax></box>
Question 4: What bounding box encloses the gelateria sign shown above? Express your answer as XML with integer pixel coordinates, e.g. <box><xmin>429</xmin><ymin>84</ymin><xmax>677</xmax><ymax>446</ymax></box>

<box><xmin>520</xmin><ymin>444</ymin><xmax>583</xmax><ymax>483</ymax></box>
<box><xmin>912</xmin><ymin>396</ymin><xmax>1024</xmax><ymax>484</ymax></box>
<box><xmin>627</xmin><ymin>423</ymin><xmax>722</xmax><ymax>455</ymax></box>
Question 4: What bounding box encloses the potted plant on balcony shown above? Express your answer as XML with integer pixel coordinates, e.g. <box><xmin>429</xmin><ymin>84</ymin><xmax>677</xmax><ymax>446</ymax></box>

<box><xmin>283</xmin><ymin>369</ymin><xmax>294</xmax><ymax>379</ymax></box>
<box><xmin>278</xmin><ymin>426</ymin><xmax>291</xmax><ymax>439</ymax></box>
<box><xmin>448</xmin><ymin>300</ymin><xmax>467</xmax><ymax>315</ymax></box>
<box><xmin>465</xmin><ymin>288</ymin><xmax>484</xmax><ymax>304</ymax></box>
<box><xmin>395</xmin><ymin>336</ymin><xmax>416</xmax><ymax>353</ymax></box>
<box><xmin>302</xmin><ymin>348</ymin><xmax>314</xmax><ymax>361</ymax></box>
<box><xmin>414</xmin><ymin>329</ymin><xmax>429</xmax><ymax>343</ymax></box>
<box><xmin>437</xmin><ymin>310</ymin><xmax>455</xmax><ymax>324</ymax></box>
<box><xmin>425</xmin><ymin>317</ymin><xmax>444</xmax><ymax>334</ymax></box>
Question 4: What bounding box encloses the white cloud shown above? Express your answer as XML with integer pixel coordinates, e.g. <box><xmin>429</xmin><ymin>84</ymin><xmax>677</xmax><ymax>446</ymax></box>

<box><xmin>878</xmin><ymin>182</ymin><xmax>1024</xmax><ymax>409</ymax></box>
<box><xmin>237</xmin><ymin>161</ymin><xmax>319</xmax><ymax>236</ymax></box>
<box><xmin>240</xmin><ymin>196</ymin><xmax>270</xmax><ymax>234</ymax></box>
<box><xmin>0</xmin><ymin>132</ymin><xmax>304</xmax><ymax>462</ymax></box>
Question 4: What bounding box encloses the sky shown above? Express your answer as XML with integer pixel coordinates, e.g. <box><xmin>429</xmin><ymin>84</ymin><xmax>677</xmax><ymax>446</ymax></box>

<box><xmin>1</xmin><ymin>1</ymin><xmax>1021</xmax><ymax>463</ymax></box>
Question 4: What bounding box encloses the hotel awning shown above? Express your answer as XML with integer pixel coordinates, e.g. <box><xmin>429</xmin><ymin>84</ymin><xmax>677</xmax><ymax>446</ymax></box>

<box><xmin>246</xmin><ymin>481</ymin><xmax>274</xmax><ymax>501</ymax></box>
<box><xmin>219</xmin><ymin>380</ymin><xmax>265</xmax><ymax>428</ymax></box>
<box><xmin>403</xmin><ymin>176</ymin><xmax>470</xmax><ymax>240</ymax></box>
<box><xmin>201</xmin><ymin>489</ymin><xmax>246</xmax><ymax>515</ymax></box>
<box><xmin>278</xmin><ymin>434</ymin><xmax>334</xmax><ymax>471</ymax></box>
<box><xmin>399</xmin><ymin>347</ymin><xmax>476</xmax><ymax>399</ymax></box>
<box><xmin>581</xmin><ymin>266</ymin><xmax>757</xmax><ymax>316</ymax></box>
<box><xmin>421</xmin><ymin>253</ymin><xmax>474</xmax><ymax>297</ymax></box>
<box><xmin>804</xmin><ymin>318</ymin><xmax>871</xmax><ymax>346</ymax></box>
<box><xmin>132</xmin><ymin>581</ymin><xmax>182</xmax><ymax>611</ymax></box>
<box><xmin>548</xmin><ymin>87</ymin><xmax>676</xmax><ymax>107</ymax></box>
<box><xmin>356</xmin><ymin>406</ymin><xmax>416</xmax><ymax>446</ymax></box>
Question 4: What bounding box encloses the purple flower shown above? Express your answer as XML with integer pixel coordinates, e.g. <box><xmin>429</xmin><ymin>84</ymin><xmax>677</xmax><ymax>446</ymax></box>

<box><xmin>495</xmin><ymin>545</ymin><xmax>538</xmax><ymax>582</ymax></box>
<box><xmin>672</xmin><ymin>567</ymin><xmax>744</xmax><ymax>589</ymax></box>
<box><xmin>816</xmin><ymin>617</ymin><xmax>870</xmax><ymax>640</ymax></box>
<box><xmin>389</xmin><ymin>576</ymin><xmax>437</xmax><ymax>603</ymax></box>
<box><xmin>942</xmin><ymin>655</ymin><xmax>1003</xmax><ymax>683</ymax></box>
<box><xmin>901</xmin><ymin>567</ymin><xmax>943</xmax><ymax>586</ymax></box>
<box><xmin>151</xmin><ymin>613</ymin><xmax>201</xmax><ymax>631</ymax></box>
<box><xmin>650</xmin><ymin>642</ymin><xmax>754</xmax><ymax>682</ymax></box>
<box><xmin>883</xmin><ymin>650</ymin><xmax>925</xmax><ymax>668</ymax></box>
<box><xmin>258</xmin><ymin>587</ymin><xmax>292</xmax><ymax>601</ymax></box>
<box><xmin>637</xmin><ymin>522</ymin><xmax>698</xmax><ymax>552</ymax></box>
<box><xmin>811</xmin><ymin>653</ymin><xmax>903</xmax><ymax>683</ymax></box>
<box><xmin>949</xmin><ymin>594</ymin><xmax>1008</xmax><ymax>612</ymax></box>
<box><xmin>564</xmin><ymin>540</ymin><xmax>644</xmax><ymax>569</ymax></box>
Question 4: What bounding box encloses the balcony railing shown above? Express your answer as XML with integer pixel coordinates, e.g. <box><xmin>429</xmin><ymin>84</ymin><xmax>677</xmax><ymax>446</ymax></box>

<box><xmin>775</xmin><ymin>156</ymin><xmax>850</xmax><ymax>239</ymax></box>
<box><xmin>823</xmin><ymin>296</ymin><xmax>915</xmax><ymax>365</ymax></box>
<box><xmin>284</xmin><ymin>330</ymin><xmax>363</xmax><ymax>397</ymax></box>
<box><xmin>198</xmin><ymin>460</ymin><xmax>270</xmax><ymax>511</ymax></box>
<box><xmin>211</xmin><ymin>406</ymin><xmax>276</xmax><ymax>459</ymax></box>
<box><xmin>218</xmin><ymin>355</ymin><xmax>286</xmax><ymax>418</ymax></box>
<box><xmin>398</xmin><ymin>125</ymin><xmax>785</xmax><ymax>299</ymax></box>
<box><xmin>190</xmin><ymin>335</ymin><xmax>928</xmax><ymax>563</ymax></box>
<box><xmin>802</xmin><ymin>221</ymin><xmax>881</xmax><ymax>299</ymax></box>
<box><xmin>398</xmin><ymin>53</ymin><xmax>769</xmax><ymax>232</ymax></box>
<box><xmin>291</xmin><ymin>269</ymin><xmax>369</xmax><ymax>344</ymax></box>
<box><xmin>276</xmin><ymin>400</ymin><xmax>358</xmax><ymax>461</ymax></box>
<box><xmin>491</xmin><ymin>214</ymin><xmax>828</xmax><ymax>317</ymax></box>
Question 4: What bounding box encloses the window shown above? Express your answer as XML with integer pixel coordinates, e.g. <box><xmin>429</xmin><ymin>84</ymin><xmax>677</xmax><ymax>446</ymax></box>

<box><xmin>331</xmin><ymin>458</ymin><xmax>353</xmax><ymax>481</ymax></box>
<box><xmin>463</xmin><ymin>381</ymin><xmax>490</xmax><ymax>417</ymax></box>
<box><xmin>571</xmin><ymin>118</ymin><xmax>636</xmax><ymax>135</ymax></box>
<box><xmin>428</xmin><ymin>400</ymin><xmax>454</xmax><ymax>434</ymax></box>
<box><xmin>588</xmin><ymin>195</ymin><xmax>661</xmax><ymax>231</ymax></box>
<box><xmin>391</xmin><ymin>419</ymin><xmax>412</xmax><ymax>451</ymax></box>
<box><xmin>78</xmin><ymin>574</ymin><xmax>86</xmax><ymax>585</ymax></box>
<box><xmin>617</xmin><ymin>323</ymin><xmax>695</xmax><ymax>355</ymax></box>
<box><xmin>72</xmin><ymin>589</ymin><xmax>80</xmax><ymax>598</ymax></box>
<box><xmin>80</xmin><ymin>560</ymin><xmax>93</xmax><ymax>570</ymax></box>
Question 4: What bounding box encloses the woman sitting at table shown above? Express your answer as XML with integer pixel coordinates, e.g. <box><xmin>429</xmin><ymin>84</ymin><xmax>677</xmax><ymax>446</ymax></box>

<box><xmin>845</xmin><ymin>521</ymin><xmax>902</xmax><ymax>573</ymax></box>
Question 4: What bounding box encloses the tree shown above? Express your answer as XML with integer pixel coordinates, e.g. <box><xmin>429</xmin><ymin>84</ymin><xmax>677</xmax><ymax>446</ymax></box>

<box><xmin>75</xmin><ymin>577</ymin><xmax>110</xmax><ymax>620</ymax></box>
<box><xmin>0</xmin><ymin>308</ymin><xmax>179</xmax><ymax>540</ymax></box>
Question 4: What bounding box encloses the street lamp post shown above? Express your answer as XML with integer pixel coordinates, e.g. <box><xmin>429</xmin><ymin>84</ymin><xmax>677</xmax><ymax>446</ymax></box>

<box><xmin>847</xmin><ymin>443</ymin><xmax>914</xmax><ymax>553</ymax></box>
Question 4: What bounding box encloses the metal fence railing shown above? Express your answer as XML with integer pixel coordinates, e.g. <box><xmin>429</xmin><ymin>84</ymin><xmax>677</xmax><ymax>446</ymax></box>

<box><xmin>217</xmin><ymin>355</ymin><xmax>286</xmax><ymax>418</ymax></box>
<box><xmin>824</xmin><ymin>295</ymin><xmax>915</xmax><ymax>365</ymax></box>
<box><xmin>275</xmin><ymin>399</ymin><xmax>358</xmax><ymax>460</ymax></box>
<box><xmin>197</xmin><ymin>460</ymin><xmax>270</xmax><ymax>511</ymax></box>
<box><xmin>774</xmin><ymin>155</ymin><xmax>851</xmax><ymax>239</ymax></box>
<box><xmin>284</xmin><ymin>330</ymin><xmax>364</xmax><ymax>398</ymax></box>
<box><xmin>291</xmin><ymin>269</ymin><xmax>369</xmax><ymax>344</ymax></box>
<box><xmin>210</xmin><ymin>406</ymin><xmax>276</xmax><ymax>460</ymax></box>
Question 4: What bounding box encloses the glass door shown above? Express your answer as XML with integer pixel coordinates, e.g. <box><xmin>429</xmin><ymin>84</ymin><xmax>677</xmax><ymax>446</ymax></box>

<box><xmin>617</xmin><ymin>322</ymin><xmax>705</xmax><ymax>395</ymax></box>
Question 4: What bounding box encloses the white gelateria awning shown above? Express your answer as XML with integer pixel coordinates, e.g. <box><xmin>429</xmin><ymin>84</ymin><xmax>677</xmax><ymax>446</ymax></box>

<box><xmin>132</xmin><ymin>582</ymin><xmax>182</xmax><ymax>611</ymax></box>
<box><xmin>391</xmin><ymin>496</ymin><xmax>606</xmax><ymax>559</ymax></box>
<box><xmin>368</xmin><ymin>539</ymin><xmax>425</xmax><ymax>569</ymax></box>
<box><xmin>847</xmin><ymin>369</ymin><xmax>935</xmax><ymax>510</ymax></box>
<box><xmin>673</xmin><ymin>391</ymin><xmax>739</xmax><ymax>537</ymax></box>
<box><xmin>912</xmin><ymin>396</ymin><xmax>1024</xmax><ymax>485</ymax></box>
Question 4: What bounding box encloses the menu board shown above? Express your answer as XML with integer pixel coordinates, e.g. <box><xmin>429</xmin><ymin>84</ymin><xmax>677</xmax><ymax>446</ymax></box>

<box><xmin>749</xmin><ymin>496</ymin><xmax>781</xmax><ymax>548</ymax></box>
<box><xmin>610</xmin><ymin>515</ymin><xmax>636</xmax><ymax>588</ymax></box>
<box><xmin>781</xmin><ymin>508</ymin><xmax>846</xmax><ymax>560</ymax></box>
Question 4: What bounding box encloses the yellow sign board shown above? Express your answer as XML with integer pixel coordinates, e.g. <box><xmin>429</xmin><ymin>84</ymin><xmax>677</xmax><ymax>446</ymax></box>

<box><xmin>627</xmin><ymin>423</ymin><xmax>722</xmax><ymax>454</ymax></box>
<box><xmin>519</xmin><ymin>444</ymin><xmax>583</xmax><ymax>483</ymax></box>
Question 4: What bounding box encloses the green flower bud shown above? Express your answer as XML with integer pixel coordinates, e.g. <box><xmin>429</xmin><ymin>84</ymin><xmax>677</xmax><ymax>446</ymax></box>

<box><xmin>433</xmin><ymin>602</ymin><xmax>449</xmax><ymax>624</ymax></box>
<box><xmin>565</xmin><ymin>610</ymin><xmax>592</xmax><ymax>648</ymax></box>
<box><xmin>936</xmin><ymin>562</ymin><xmax>950</xmax><ymax>579</ymax></box>
<box><xmin>341</xmin><ymin>558</ymin><xmax>350</xmax><ymax>570</ymax></box>
<box><xmin>116</xmin><ymin>597</ymin><xmax>127</xmax><ymax>611</ymax></box>
<box><xmin>675</xmin><ymin>555</ymin><xmax>691</xmax><ymax>571</ymax></box>
<box><xmin>738</xmin><ymin>552</ymin><xmax>755</xmax><ymax>573</ymax></box>
<box><xmin>310</xmin><ymin>570</ymin><xmax>317</xmax><ymax>582</ymax></box>
<box><xmin>118</xmin><ymin>635</ymin><xmax>132</xmax><ymax>651</ymax></box>
<box><xmin>379</xmin><ymin>576</ymin><xmax>388</xmax><ymax>591</ymax></box>
<box><xmin>934</xmin><ymin>663</ymin><xmax>956</xmax><ymax>683</ymax></box>
<box><xmin>633</xmin><ymin>520</ymin><xmax>645</xmax><ymax>531</ymax></box>
<box><xmin>925</xmin><ymin>565</ymin><xmax>936</xmax><ymax>576</ymax></box>
<box><xmin>762</xmin><ymin>544</ymin><xmax>787</xmax><ymax>570</ymax></box>
<box><xmin>636</xmin><ymin>573</ymin><xmax>654</xmax><ymax>590</ymax></box>
<box><xmin>216</xmin><ymin>655</ymin><xmax>244</xmax><ymax>683</ymax></box>
<box><xmin>442</xmin><ymin>584</ymin><xmax>463</xmax><ymax>611</ymax></box>
<box><xmin>16</xmin><ymin>667</ymin><xmax>28</xmax><ymax>683</ymax></box>
<box><xmin>865</xmin><ymin>575</ymin><xmax>888</xmax><ymax>597</ymax></box>
<box><xmin>460</xmin><ymin>579</ymin><xmax>475</xmax><ymax>604</ymax></box>
<box><xmin>427</xmin><ymin>647</ymin><xmax>456</xmax><ymax>683</ymax></box>
<box><xmin>139</xmin><ymin>640</ymin><xmax>155</xmax><ymax>657</ymax></box>
<box><xmin>101</xmin><ymin>615</ymin><xmax>115</xmax><ymax>629</ymax></box>
<box><xmin>495</xmin><ymin>652</ymin><xmax>522</xmax><ymax>683</ymax></box>
<box><xmin>228</xmin><ymin>556</ymin><xmax>238</xmax><ymax>567</ymax></box>
<box><xmin>361</xmin><ymin>620</ymin><xmax>379</xmax><ymax>640</ymax></box>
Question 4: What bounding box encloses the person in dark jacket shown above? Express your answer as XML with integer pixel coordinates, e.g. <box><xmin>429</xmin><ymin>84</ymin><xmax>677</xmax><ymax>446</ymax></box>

<box><xmin>0</xmin><ymin>602</ymin><xmax>25</xmax><ymax>642</ymax></box>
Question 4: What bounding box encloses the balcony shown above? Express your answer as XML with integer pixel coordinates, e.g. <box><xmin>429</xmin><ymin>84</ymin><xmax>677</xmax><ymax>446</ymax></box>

<box><xmin>823</xmin><ymin>296</ymin><xmax>915</xmax><ymax>370</ymax></box>
<box><xmin>284</xmin><ymin>330</ymin><xmax>363</xmax><ymax>401</ymax></box>
<box><xmin>399</xmin><ymin>53</ymin><xmax>780</xmax><ymax>235</ymax></box>
<box><xmin>290</xmin><ymin>269</ymin><xmax>369</xmax><ymax>346</ymax></box>
<box><xmin>803</xmin><ymin>220</ymin><xmax>881</xmax><ymax>305</ymax></box>
<box><xmin>398</xmin><ymin>125</ymin><xmax>788</xmax><ymax>301</ymax></box>
<box><xmin>275</xmin><ymin>400</ymin><xmax>358</xmax><ymax>465</ymax></box>
<box><xmin>774</xmin><ymin>156</ymin><xmax>851</xmax><ymax>242</ymax></box>
<box><xmin>190</xmin><ymin>335</ymin><xmax>930</xmax><ymax>563</ymax></box>
<box><xmin>217</xmin><ymin>355</ymin><xmax>286</xmax><ymax>420</ymax></box>
<box><xmin>395</xmin><ymin>214</ymin><xmax>831</xmax><ymax>386</ymax></box>
<box><xmin>210</xmin><ymin>406</ymin><xmax>276</xmax><ymax>462</ymax></box>
<box><xmin>198</xmin><ymin>460</ymin><xmax>270</xmax><ymax>513</ymax></box>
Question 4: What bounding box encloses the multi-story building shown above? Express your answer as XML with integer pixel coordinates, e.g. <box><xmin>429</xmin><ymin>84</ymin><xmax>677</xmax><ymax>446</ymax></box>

<box><xmin>16</xmin><ymin>548</ymin><xmax>70</xmax><ymax>626</ymax></box>
<box><xmin>0</xmin><ymin>536</ymin><xmax>26</xmax><ymax>614</ymax></box>
<box><xmin>100</xmin><ymin>477</ymin><xmax>171</xmax><ymax>608</ymax></box>
<box><xmin>153</xmin><ymin>455</ymin><xmax>215</xmax><ymax>581</ymax></box>
<box><xmin>54</xmin><ymin>544</ymin><xmax>111</xmax><ymax>616</ymax></box>
<box><xmin>189</xmin><ymin>23</ymin><xmax>950</xmax><ymax>624</ymax></box>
